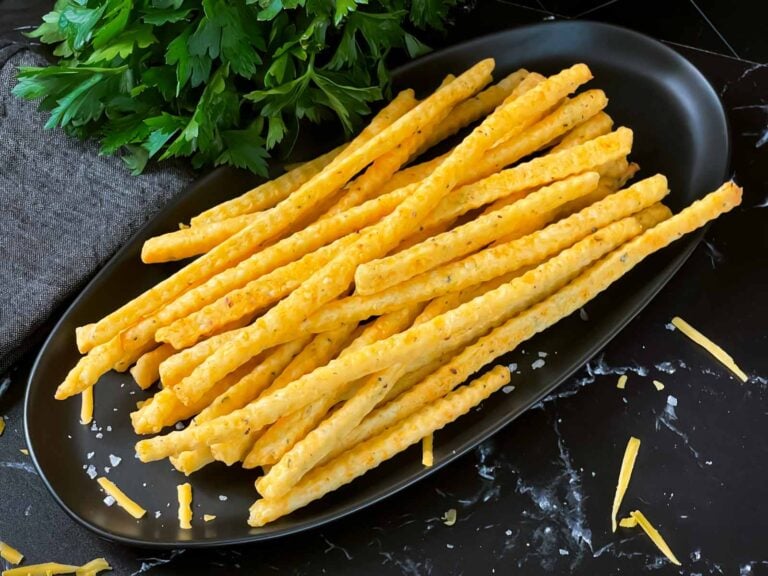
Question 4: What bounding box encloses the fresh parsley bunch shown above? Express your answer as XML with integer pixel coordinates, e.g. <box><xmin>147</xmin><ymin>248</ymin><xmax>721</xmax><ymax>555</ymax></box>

<box><xmin>13</xmin><ymin>0</ymin><xmax>457</xmax><ymax>175</ymax></box>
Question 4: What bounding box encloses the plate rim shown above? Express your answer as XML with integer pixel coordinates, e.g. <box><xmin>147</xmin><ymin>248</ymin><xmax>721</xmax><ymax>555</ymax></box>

<box><xmin>24</xmin><ymin>19</ymin><xmax>731</xmax><ymax>548</ymax></box>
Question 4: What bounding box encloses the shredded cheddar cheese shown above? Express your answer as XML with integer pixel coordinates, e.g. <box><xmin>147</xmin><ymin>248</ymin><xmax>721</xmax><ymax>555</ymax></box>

<box><xmin>629</xmin><ymin>510</ymin><xmax>681</xmax><ymax>566</ymax></box>
<box><xmin>203</xmin><ymin>514</ymin><xmax>216</xmax><ymax>522</ymax></box>
<box><xmin>1</xmin><ymin>557</ymin><xmax>110</xmax><ymax>576</ymax></box>
<box><xmin>80</xmin><ymin>387</ymin><xmax>94</xmax><ymax>425</ymax></box>
<box><xmin>652</xmin><ymin>380</ymin><xmax>665</xmax><ymax>391</ymax></box>
<box><xmin>616</xmin><ymin>375</ymin><xmax>627</xmax><ymax>389</ymax></box>
<box><xmin>671</xmin><ymin>316</ymin><xmax>748</xmax><ymax>382</ymax></box>
<box><xmin>422</xmin><ymin>434</ymin><xmax>434</xmax><ymax>467</ymax></box>
<box><xmin>0</xmin><ymin>416</ymin><xmax>5</xmax><ymax>436</ymax></box>
<box><xmin>2</xmin><ymin>562</ymin><xmax>78</xmax><ymax>575</ymax></box>
<box><xmin>0</xmin><ymin>540</ymin><xmax>24</xmax><ymax>565</ymax></box>
<box><xmin>442</xmin><ymin>508</ymin><xmax>457</xmax><ymax>526</ymax></box>
<box><xmin>177</xmin><ymin>482</ymin><xmax>193</xmax><ymax>529</ymax></box>
<box><xmin>96</xmin><ymin>477</ymin><xmax>146</xmax><ymax>519</ymax></box>
<box><xmin>75</xmin><ymin>557</ymin><xmax>111</xmax><ymax>576</ymax></box>
<box><xmin>619</xmin><ymin>516</ymin><xmax>638</xmax><ymax>528</ymax></box>
<box><xmin>611</xmin><ymin>436</ymin><xmax>641</xmax><ymax>532</ymax></box>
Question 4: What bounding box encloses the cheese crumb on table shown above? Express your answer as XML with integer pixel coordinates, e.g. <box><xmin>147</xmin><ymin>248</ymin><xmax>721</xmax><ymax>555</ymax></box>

<box><xmin>203</xmin><ymin>514</ymin><xmax>216</xmax><ymax>522</ymax></box>
<box><xmin>671</xmin><ymin>316</ymin><xmax>748</xmax><ymax>382</ymax></box>
<box><xmin>616</xmin><ymin>375</ymin><xmax>628</xmax><ymax>389</ymax></box>
<box><xmin>653</xmin><ymin>379</ymin><xmax>665</xmax><ymax>391</ymax></box>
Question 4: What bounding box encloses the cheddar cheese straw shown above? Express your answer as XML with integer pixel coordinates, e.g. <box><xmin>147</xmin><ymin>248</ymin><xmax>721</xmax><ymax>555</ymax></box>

<box><xmin>306</xmin><ymin>176</ymin><xmax>668</xmax><ymax>332</ymax></box>
<box><xmin>357</xmin><ymin>172</ymin><xmax>600</xmax><ymax>290</ymax></box>
<box><xmin>136</xmin><ymin>216</ymin><xmax>638</xmax><ymax>461</ymax></box>
<box><xmin>72</xmin><ymin>62</ymin><xmax>492</xmax><ymax>357</ymax></box>
<box><xmin>247</xmin><ymin>366</ymin><xmax>511</xmax><ymax>526</ymax></box>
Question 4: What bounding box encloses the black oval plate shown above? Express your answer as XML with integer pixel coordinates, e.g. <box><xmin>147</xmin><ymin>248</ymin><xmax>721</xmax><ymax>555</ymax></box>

<box><xmin>25</xmin><ymin>21</ymin><xmax>729</xmax><ymax>548</ymax></box>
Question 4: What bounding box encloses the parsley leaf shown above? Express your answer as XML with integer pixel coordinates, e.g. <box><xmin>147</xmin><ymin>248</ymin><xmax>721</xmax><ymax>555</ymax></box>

<box><xmin>14</xmin><ymin>0</ymin><xmax>459</xmax><ymax>178</ymax></box>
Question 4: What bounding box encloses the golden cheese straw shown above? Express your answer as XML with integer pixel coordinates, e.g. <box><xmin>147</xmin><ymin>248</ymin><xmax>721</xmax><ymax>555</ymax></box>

<box><xmin>190</xmin><ymin>146</ymin><xmax>345</xmax><ymax>227</ymax></box>
<box><xmin>552</xmin><ymin>110</ymin><xmax>614</xmax><ymax>151</ymax></box>
<box><xmin>129</xmin><ymin>344</ymin><xmax>175</xmax><ymax>390</ymax></box>
<box><xmin>167</xmin><ymin>63</ymin><xmax>588</xmax><ymax>408</ymax></box>
<box><xmin>244</xmin><ymin>308</ymin><xmax>420</xmax><ymax>468</ymax></box>
<box><xmin>306</xmin><ymin>176</ymin><xmax>668</xmax><ymax>331</ymax></box>
<box><xmin>168</xmin><ymin>338</ymin><xmax>308</xmax><ymax>472</ymax></box>
<box><xmin>319</xmin><ymin>184</ymin><xmax>740</xmax><ymax>464</ymax></box>
<box><xmin>209</xmin><ymin>324</ymin><xmax>358</xmax><ymax>465</ymax></box>
<box><xmin>156</xmin><ymin>235</ymin><xmax>358</xmax><ymax>349</ymax></box>
<box><xmin>356</xmin><ymin>172</ymin><xmax>600</xmax><ymax>290</ymax></box>
<box><xmin>150</xmin><ymin>183</ymin><xmax>416</xmax><ymax>337</ymax></box>
<box><xmin>70</xmin><ymin>62</ymin><xmax>493</xmax><ymax>360</ymax></box>
<box><xmin>255</xmin><ymin>293</ymin><xmax>464</xmax><ymax>497</ymax></box>
<box><xmin>247</xmin><ymin>366</ymin><xmax>511</xmax><ymax>526</ymax></box>
<box><xmin>188</xmin><ymin>89</ymin><xmax>415</xmax><ymax>227</ymax></box>
<box><xmin>136</xmin><ymin>215</ymin><xmax>638</xmax><ymax>461</ymax></box>
<box><xmin>375</xmin><ymin>87</ymin><xmax>607</xmax><ymax>202</ymax></box>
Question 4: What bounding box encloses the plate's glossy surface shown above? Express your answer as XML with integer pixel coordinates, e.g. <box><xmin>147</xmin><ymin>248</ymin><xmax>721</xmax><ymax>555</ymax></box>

<box><xmin>25</xmin><ymin>21</ymin><xmax>729</xmax><ymax>548</ymax></box>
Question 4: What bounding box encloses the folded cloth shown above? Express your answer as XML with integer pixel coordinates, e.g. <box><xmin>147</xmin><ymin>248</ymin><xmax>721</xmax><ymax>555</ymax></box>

<box><xmin>0</xmin><ymin>42</ymin><xmax>194</xmax><ymax>375</ymax></box>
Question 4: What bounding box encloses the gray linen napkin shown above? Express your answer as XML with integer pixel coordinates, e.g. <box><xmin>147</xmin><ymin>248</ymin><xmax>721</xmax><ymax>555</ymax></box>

<box><xmin>0</xmin><ymin>42</ymin><xmax>194</xmax><ymax>375</ymax></box>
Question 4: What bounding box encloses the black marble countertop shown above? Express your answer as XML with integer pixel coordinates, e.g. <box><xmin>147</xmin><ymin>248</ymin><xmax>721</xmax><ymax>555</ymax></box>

<box><xmin>1</xmin><ymin>0</ymin><xmax>766</xmax><ymax>574</ymax></box>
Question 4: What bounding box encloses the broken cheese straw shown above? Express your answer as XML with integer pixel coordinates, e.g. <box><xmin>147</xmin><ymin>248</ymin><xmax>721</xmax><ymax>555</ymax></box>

<box><xmin>97</xmin><ymin>477</ymin><xmax>146</xmax><ymax>519</ymax></box>
<box><xmin>248</xmin><ymin>366</ymin><xmax>511</xmax><ymax>527</ymax></box>
<box><xmin>169</xmin><ymin>63</ymin><xmax>587</xmax><ymax>408</ymax></box>
<box><xmin>137</xmin><ymin>216</ymin><xmax>639</xmax><ymax>461</ymax></box>
<box><xmin>611</xmin><ymin>436</ymin><xmax>641</xmax><ymax>532</ymax></box>
<box><xmin>80</xmin><ymin>386</ymin><xmax>93</xmax><ymax>425</ymax></box>
<box><xmin>71</xmin><ymin>62</ymin><xmax>491</xmax><ymax>357</ymax></box>
<box><xmin>422</xmin><ymin>433</ymin><xmax>434</xmax><ymax>467</ymax></box>
<box><xmin>671</xmin><ymin>316</ymin><xmax>748</xmax><ymax>382</ymax></box>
